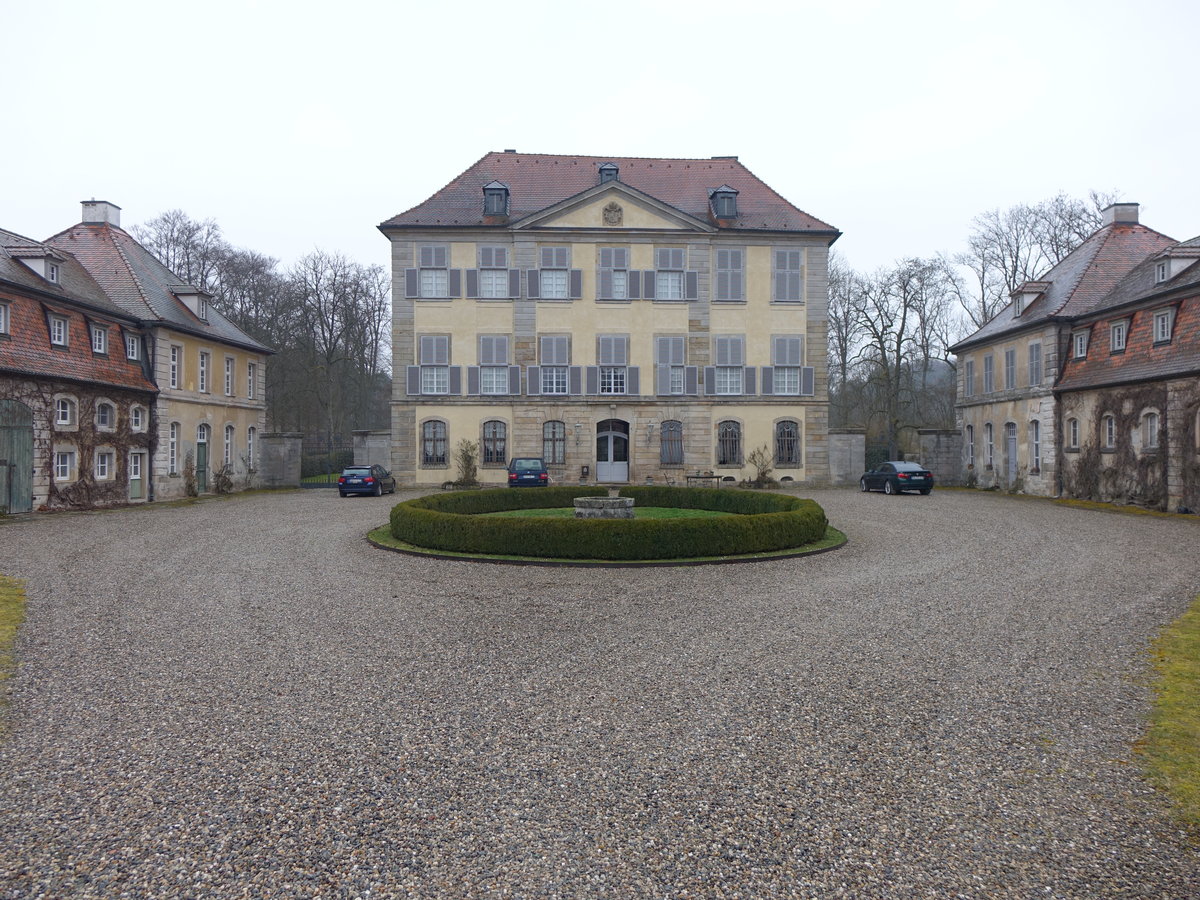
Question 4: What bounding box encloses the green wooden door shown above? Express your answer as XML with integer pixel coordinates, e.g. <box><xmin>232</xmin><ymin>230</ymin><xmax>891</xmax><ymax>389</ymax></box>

<box><xmin>196</xmin><ymin>441</ymin><xmax>208</xmax><ymax>493</ymax></box>
<box><xmin>0</xmin><ymin>400</ymin><xmax>34</xmax><ymax>514</ymax></box>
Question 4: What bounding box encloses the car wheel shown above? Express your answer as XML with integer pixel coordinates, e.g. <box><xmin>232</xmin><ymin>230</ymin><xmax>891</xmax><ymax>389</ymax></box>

<box><xmin>920</xmin><ymin>488</ymin><xmax>932</xmax><ymax>495</ymax></box>
<box><xmin>884</xmin><ymin>480</ymin><xmax>896</xmax><ymax>495</ymax></box>
<box><xmin>860</xmin><ymin>478</ymin><xmax>869</xmax><ymax>492</ymax></box>
<box><xmin>374</xmin><ymin>482</ymin><xmax>382</xmax><ymax>497</ymax></box>
<box><xmin>339</xmin><ymin>491</ymin><xmax>347</xmax><ymax>498</ymax></box>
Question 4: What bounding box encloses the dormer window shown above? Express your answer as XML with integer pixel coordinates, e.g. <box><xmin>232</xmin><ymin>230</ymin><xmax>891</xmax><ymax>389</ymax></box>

<box><xmin>91</xmin><ymin>325</ymin><xmax>108</xmax><ymax>355</ymax></box>
<box><xmin>598</xmin><ymin>163</ymin><xmax>619</xmax><ymax>184</ymax></box>
<box><xmin>198</xmin><ymin>296</ymin><xmax>207</xmax><ymax>320</ymax></box>
<box><xmin>47</xmin><ymin>262</ymin><xmax>60</xmax><ymax>283</ymax></box>
<box><xmin>1155</xmin><ymin>260</ymin><xmax>1169</xmax><ymax>283</ymax></box>
<box><xmin>483</xmin><ymin>181</ymin><xmax>509</xmax><ymax>216</ymax></box>
<box><xmin>710</xmin><ymin>186</ymin><xmax>739</xmax><ymax>218</ymax></box>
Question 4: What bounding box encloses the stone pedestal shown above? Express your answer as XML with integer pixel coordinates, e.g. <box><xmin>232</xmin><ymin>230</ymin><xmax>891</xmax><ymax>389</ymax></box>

<box><xmin>574</xmin><ymin>496</ymin><xmax>635</xmax><ymax>519</ymax></box>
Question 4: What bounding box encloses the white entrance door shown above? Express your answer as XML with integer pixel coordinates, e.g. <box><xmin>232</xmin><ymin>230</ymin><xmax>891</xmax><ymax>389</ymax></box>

<box><xmin>596</xmin><ymin>419</ymin><xmax>629</xmax><ymax>483</ymax></box>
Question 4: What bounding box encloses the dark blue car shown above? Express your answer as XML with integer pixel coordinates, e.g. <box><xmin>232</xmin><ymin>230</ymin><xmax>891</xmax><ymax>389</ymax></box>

<box><xmin>860</xmin><ymin>461</ymin><xmax>934</xmax><ymax>495</ymax></box>
<box><xmin>507</xmin><ymin>457</ymin><xmax>549</xmax><ymax>487</ymax></box>
<box><xmin>338</xmin><ymin>464</ymin><xmax>396</xmax><ymax>497</ymax></box>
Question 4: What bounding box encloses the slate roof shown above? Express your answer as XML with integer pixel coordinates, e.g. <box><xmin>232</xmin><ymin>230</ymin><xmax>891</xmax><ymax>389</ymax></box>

<box><xmin>46</xmin><ymin>222</ymin><xmax>271</xmax><ymax>354</ymax></box>
<box><xmin>381</xmin><ymin>152</ymin><xmax>839</xmax><ymax>234</ymax></box>
<box><xmin>951</xmin><ymin>220</ymin><xmax>1176</xmax><ymax>352</ymax></box>
<box><xmin>0</xmin><ymin>228</ymin><xmax>126</xmax><ymax>314</ymax></box>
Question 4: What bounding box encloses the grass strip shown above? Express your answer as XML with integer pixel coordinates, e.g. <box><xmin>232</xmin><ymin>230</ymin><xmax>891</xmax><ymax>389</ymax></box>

<box><xmin>1142</xmin><ymin>595</ymin><xmax>1200</xmax><ymax>830</ymax></box>
<box><xmin>0</xmin><ymin>574</ymin><xmax>27</xmax><ymax>737</ymax></box>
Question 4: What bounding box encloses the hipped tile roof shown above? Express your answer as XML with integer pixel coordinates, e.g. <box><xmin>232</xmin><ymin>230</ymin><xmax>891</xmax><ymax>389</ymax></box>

<box><xmin>381</xmin><ymin>152</ymin><xmax>838</xmax><ymax>234</ymax></box>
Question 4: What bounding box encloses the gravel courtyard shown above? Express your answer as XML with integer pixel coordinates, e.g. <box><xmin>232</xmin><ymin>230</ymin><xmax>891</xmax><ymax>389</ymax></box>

<box><xmin>1</xmin><ymin>488</ymin><xmax>1198</xmax><ymax>898</ymax></box>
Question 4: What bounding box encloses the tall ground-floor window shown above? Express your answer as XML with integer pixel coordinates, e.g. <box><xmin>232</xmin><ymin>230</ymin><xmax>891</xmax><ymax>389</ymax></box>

<box><xmin>247</xmin><ymin>427</ymin><xmax>256</xmax><ymax>469</ymax></box>
<box><xmin>543</xmin><ymin>421</ymin><xmax>566</xmax><ymax>464</ymax></box>
<box><xmin>1029</xmin><ymin>420</ymin><xmax>1041</xmax><ymax>471</ymax></box>
<box><xmin>985</xmin><ymin>423</ymin><xmax>994</xmax><ymax>467</ymax></box>
<box><xmin>775</xmin><ymin>420</ymin><xmax>801</xmax><ymax>466</ymax></box>
<box><xmin>422</xmin><ymin>420</ymin><xmax>447</xmax><ymax>466</ymax></box>
<box><xmin>169</xmin><ymin>422</ymin><xmax>180</xmax><ymax>474</ymax></box>
<box><xmin>660</xmin><ymin>420</ymin><xmax>683</xmax><ymax>465</ymax></box>
<box><xmin>717</xmin><ymin>421</ymin><xmax>742</xmax><ymax>466</ymax></box>
<box><xmin>965</xmin><ymin>424</ymin><xmax>975</xmax><ymax>466</ymax></box>
<box><xmin>224</xmin><ymin>424</ymin><xmax>235</xmax><ymax>466</ymax></box>
<box><xmin>482</xmin><ymin>420</ymin><xmax>507</xmax><ymax>465</ymax></box>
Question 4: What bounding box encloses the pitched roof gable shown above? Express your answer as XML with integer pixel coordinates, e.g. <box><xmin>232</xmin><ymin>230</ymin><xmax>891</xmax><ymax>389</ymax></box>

<box><xmin>381</xmin><ymin>152</ymin><xmax>838</xmax><ymax>234</ymax></box>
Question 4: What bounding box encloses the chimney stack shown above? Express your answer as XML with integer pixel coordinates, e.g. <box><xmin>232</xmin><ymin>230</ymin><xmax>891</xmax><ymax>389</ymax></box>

<box><xmin>81</xmin><ymin>200</ymin><xmax>121</xmax><ymax>227</ymax></box>
<box><xmin>1101</xmin><ymin>202</ymin><xmax>1139</xmax><ymax>226</ymax></box>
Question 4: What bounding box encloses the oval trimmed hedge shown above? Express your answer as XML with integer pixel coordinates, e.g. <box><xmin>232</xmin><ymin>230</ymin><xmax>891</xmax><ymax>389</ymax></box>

<box><xmin>389</xmin><ymin>486</ymin><xmax>828</xmax><ymax>561</ymax></box>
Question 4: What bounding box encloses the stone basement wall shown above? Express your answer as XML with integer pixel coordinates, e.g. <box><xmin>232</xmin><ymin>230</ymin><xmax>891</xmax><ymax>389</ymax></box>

<box><xmin>827</xmin><ymin>429</ymin><xmax>865</xmax><ymax>486</ymax></box>
<box><xmin>918</xmin><ymin>429</ymin><xmax>963</xmax><ymax>486</ymax></box>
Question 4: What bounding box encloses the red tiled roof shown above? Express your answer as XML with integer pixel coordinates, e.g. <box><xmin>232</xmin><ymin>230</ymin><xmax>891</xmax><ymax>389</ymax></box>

<box><xmin>381</xmin><ymin>152</ymin><xmax>838</xmax><ymax>234</ymax></box>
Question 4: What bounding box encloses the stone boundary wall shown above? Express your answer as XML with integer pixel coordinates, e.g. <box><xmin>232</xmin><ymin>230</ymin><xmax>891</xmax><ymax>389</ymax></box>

<box><xmin>260</xmin><ymin>433</ymin><xmax>302</xmax><ymax>488</ymax></box>
<box><xmin>918</xmin><ymin>429</ymin><xmax>963</xmax><ymax>486</ymax></box>
<box><xmin>828</xmin><ymin>429</ymin><xmax>865</xmax><ymax>486</ymax></box>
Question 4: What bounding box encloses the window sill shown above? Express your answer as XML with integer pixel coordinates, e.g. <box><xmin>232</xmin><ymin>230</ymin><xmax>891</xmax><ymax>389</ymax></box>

<box><xmin>421</xmin><ymin>463</ymin><xmax>449</xmax><ymax>469</ymax></box>
<box><xmin>1064</xmin><ymin>446</ymin><xmax>1080</xmax><ymax>454</ymax></box>
<box><xmin>1100</xmin><ymin>448</ymin><xmax>1116</xmax><ymax>454</ymax></box>
<box><xmin>714</xmin><ymin>299</ymin><xmax>747</xmax><ymax>305</ymax></box>
<box><xmin>1152</xmin><ymin>340</ymin><xmax>1172</xmax><ymax>347</ymax></box>
<box><xmin>770</xmin><ymin>301</ymin><xmax>806</xmax><ymax>306</ymax></box>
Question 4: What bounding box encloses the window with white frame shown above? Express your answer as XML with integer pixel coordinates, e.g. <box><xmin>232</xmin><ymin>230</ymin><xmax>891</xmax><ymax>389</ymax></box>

<box><xmin>170</xmin><ymin>346</ymin><xmax>181</xmax><ymax>389</ymax></box>
<box><xmin>660</xmin><ymin>420</ymin><xmax>683</xmax><ymax>465</ymax></box>
<box><xmin>247</xmin><ymin>427</ymin><xmax>256</xmax><ymax>469</ymax></box>
<box><xmin>656</xmin><ymin>336</ymin><xmax>686</xmax><ymax>395</ymax></box>
<box><xmin>482</xmin><ymin>420</ymin><xmax>507</xmax><ymax>465</ymax></box>
<box><xmin>1153</xmin><ymin>309</ymin><xmax>1174</xmax><ymax>343</ymax></box>
<box><xmin>539</xmin><ymin>247</ymin><xmax>570</xmax><ymax>299</ymax></box>
<box><xmin>775</xmin><ymin>420</ymin><xmax>801</xmax><ymax>466</ymax></box>
<box><xmin>224</xmin><ymin>357</ymin><xmax>234</xmax><ymax>395</ymax></box>
<box><xmin>1030</xmin><ymin>421</ymin><xmax>1041</xmax><ymax>471</ymax></box>
<box><xmin>91</xmin><ymin>326</ymin><xmax>108</xmax><ymax>354</ymax></box>
<box><xmin>0</xmin><ymin>302</ymin><xmax>10</xmax><ymax>334</ymax></box>
<box><xmin>1004</xmin><ymin>349</ymin><xmax>1016</xmax><ymax>390</ymax></box>
<box><xmin>655</xmin><ymin>249</ymin><xmax>685</xmax><ymax>301</ymax></box>
<box><xmin>1110</xmin><ymin>320</ymin><xmax>1127</xmax><ymax>352</ymax></box>
<box><xmin>1028</xmin><ymin>343</ymin><xmax>1042</xmax><ymax>385</ymax></box>
<box><xmin>717</xmin><ymin>420</ymin><xmax>742</xmax><ymax>466</ymax></box>
<box><xmin>419</xmin><ymin>245</ymin><xmax>450</xmax><ymax>298</ymax></box>
<box><xmin>95</xmin><ymin>450</ymin><xmax>113</xmax><ymax>479</ymax></box>
<box><xmin>50</xmin><ymin>315</ymin><xmax>67</xmax><ymax>346</ymax></box>
<box><xmin>47</xmin><ymin>262</ymin><xmax>60</xmax><ymax>283</ymax></box>
<box><xmin>983</xmin><ymin>355</ymin><xmax>994</xmax><ymax>393</ymax></box>
<box><xmin>478</xmin><ymin>335</ymin><xmax>510</xmax><ymax>395</ymax></box>
<box><xmin>129</xmin><ymin>452</ymin><xmax>142</xmax><ymax>482</ymax></box>
<box><xmin>54</xmin><ymin>450</ymin><xmax>75</xmax><ymax>481</ymax></box>
<box><xmin>247</xmin><ymin>362</ymin><xmax>257</xmax><ymax>399</ymax></box>
<box><xmin>1068</xmin><ymin>417</ymin><xmax>1079</xmax><ymax>449</ymax></box>
<box><xmin>598</xmin><ymin>248</ymin><xmax>629</xmax><ymax>300</ymax></box>
<box><xmin>965</xmin><ymin>424</ymin><xmax>975</xmax><ymax>466</ymax></box>
<box><xmin>1143</xmin><ymin>411</ymin><xmax>1160</xmax><ymax>449</ymax></box>
<box><xmin>422</xmin><ymin>420</ymin><xmax>447</xmax><ymax>466</ymax></box>
<box><xmin>169</xmin><ymin>422</ymin><xmax>180</xmax><ymax>474</ymax></box>
<box><xmin>1155</xmin><ymin>260</ymin><xmax>1169</xmax><ymax>283</ymax></box>
<box><xmin>420</xmin><ymin>335</ymin><xmax>450</xmax><ymax>394</ymax></box>
<box><xmin>126</xmin><ymin>333</ymin><xmax>140</xmax><ymax>360</ymax></box>
<box><xmin>539</xmin><ymin>335</ymin><xmax>569</xmax><ymax>394</ymax></box>
<box><xmin>985</xmin><ymin>423</ymin><xmax>994</xmax><ymax>467</ymax></box>
<box><xmin>964</xmin><ymin>359</ymin><xmax>975</xmax><ymax>397</ymax></box>
<box><xmin>96</xmin><ymin>402</ymin><xmax>114</xmax><ymax>429</ymax></box>
<box><xmin>597</xmin><ymin>334</ymin><xmax>628</xmax><ymax>394</ymax></box>
<box><xmin>224</xmin><ymin>424</ymin><xmax>234</xmax><ymax>465</ymax></box>
<box><xmin>713</xmin><ymin>334</ymin><xmax>745</xmax><ymax>395</ymax></box>
<box><xmin>773</xmin><ymin>249</ymin><xmax>803</xmax><ymax>301</ymax></box>
<box><xmin>714</xmin><ymin>249</ymin><xmax>744</xmax><ymax>301</ymax></box>
<box><xmin>1073</xmin><ymin>330</ymin><xmax>1089</xmax><ymax>359</ymax></box>
<box><xmin>772</xmin><ymin>335</ymin><xmax>804</xmax><ymax>395</ymax></box>
<box><xmin>55</xmin><ymin>397</ymin><xmax>75</xmax><ymax>426</ymax></box>
<box><xmin>478</xmin><ymin>246</ymin><xmax>510</xmax><ymax>298</ymax></box>
<box><xmin>543</xmin><ymin>420</ymin><xmax>566</xmax><ymax>465</ymax></box>
<box><xmin>199</xmin><ymin>351</ymin><xmax>211</xmax><ymax>392</ymax></box>
<box><xmin>1103</xmin><ymin>414</ymin><xmax>1116</xmax><ymax>449</ymax></box>
<box><xmin>131</xmin><ymin>406</ymin><xmax>145</xmax><ymax>431</ymax></box>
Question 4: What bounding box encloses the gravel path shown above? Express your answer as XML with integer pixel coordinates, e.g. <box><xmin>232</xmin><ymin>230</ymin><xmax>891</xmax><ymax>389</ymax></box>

<box><xmin>1</xmin><ymin>488</ymin><xmax>1198</xmax><ymax>898</ymax></box>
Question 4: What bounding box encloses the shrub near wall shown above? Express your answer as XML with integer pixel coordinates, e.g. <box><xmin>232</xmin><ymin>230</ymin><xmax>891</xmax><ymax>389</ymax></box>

<box><xmin>389</xmin><ymin>487</ymin><xmax>828</xmax><ymax>561</ymax></box>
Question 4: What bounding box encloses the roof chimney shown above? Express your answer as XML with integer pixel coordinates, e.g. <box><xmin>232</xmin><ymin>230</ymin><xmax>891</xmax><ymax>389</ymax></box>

<box><xmin>82</xmin><ymin>200</ymin><xmax>122</xmax><ymax>227</ymax></box>
<box><xmin>1101</xmin><ymin>202</ymin><xmax>1139</xmax><ymax>226</ymax></box>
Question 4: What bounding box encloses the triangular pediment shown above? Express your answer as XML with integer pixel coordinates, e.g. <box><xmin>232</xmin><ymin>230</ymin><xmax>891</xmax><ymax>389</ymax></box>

<box><xmin>512</xmin><ymin>181</ymin><xmax>716</xmax><ymax>233</ymax></box>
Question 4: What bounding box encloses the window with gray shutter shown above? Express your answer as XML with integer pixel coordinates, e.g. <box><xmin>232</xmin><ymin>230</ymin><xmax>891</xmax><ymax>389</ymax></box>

<box><xmin>538</xmin><ymin>247</ymin><xmax>573</xmax><ymax>300</ymax></box>
<box><xmin>715</xmin><ymin>249</ymin><xmax>744</xmax><ymax>301</ymax></box>
<box><xmin>599</xmin><ymin>247</ymin><xmax>629</xmax><ymax>300</ymax></box>
<box><xmin>539</xmin><ymin>335</ymin><xmax>570</xmax><ymax>395</ymax></box>
<box><xmin>713</xmin><ymin>335</ymin><xmax>744</xmax><ymax>395</ymax></box>
<box><xmin>773</xmin><ymin>249</ymin><xmax>803</xmax><ymax>302</ymax></box>
<box><xmin>655</xmin><ymin>248</ymin><xmax>685</xmax><ymax>301</ymax></box>
<box><xmin>419</xmin><ymin>335</ymin><xmax>451</xmax><ymax>394</ymax></box>
<box><xmin>597</xmin><ymin>334</ymin><xmax>628</xmax><ymax>394</ymax></box>
<box><xmin>416</xmin><ymin>245</ymin><xmax>453</xmax><ymax>298</ymax></box>
<box><xmin>656</xmin><ymin>336</ymin><xmax>686</xmax><ymax>395</ymax></box>
<box><xmin>476</xmin><ymin>247</ymin><xmax>511</xmax><ymax>299</ymax></box>
<box><xmin>476</xmin><ymin>335</ymin><xmax>510</xmax><ymax>395</ymax></box>
<box><xmin>420</xmin><ymin>335</ymin><xmax>449</xmax><ymax>364</ymax></box>
<box><xmin>769</xmin><ymin>335</ymin><xmax>804</xmax><ymax>395</ymax></box>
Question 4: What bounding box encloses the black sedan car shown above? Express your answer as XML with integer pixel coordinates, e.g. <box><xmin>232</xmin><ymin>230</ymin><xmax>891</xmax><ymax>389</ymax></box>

<box><xmin>338</xmin><ymin>464</ymin><xmax>396</xmax><ymax>497</ymax></box>
<box><xmin>860</xmin><ymin>461</ymin><xmax>934</xmax><ymax>495</ymax></box>
<box><xmin>507</xmin><ymin>457</ymin><xmax>550</xmax><ymax>487</ymax></box>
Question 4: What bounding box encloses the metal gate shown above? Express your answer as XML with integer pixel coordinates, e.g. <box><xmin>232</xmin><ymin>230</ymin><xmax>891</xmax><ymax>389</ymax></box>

<box><xmin>0</xmin><ymin>399</ymin><xmax>34</xmax><ymax>514</ymax></box>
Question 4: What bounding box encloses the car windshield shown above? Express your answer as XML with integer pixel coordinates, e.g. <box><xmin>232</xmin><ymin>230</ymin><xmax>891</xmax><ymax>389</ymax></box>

<box><xmin>342</xmin><ymin>467</ymin><xmax>371</xmax><ymax>476</ymax></box>
<box><xmin>512</xmin><ymin>459</ymin><xmax>543</xmax><ymax>472</ymax></box>
<box><xmin>894</xmin><ymin>462</ymin><xmax>926</xmax><ymax>472</ymax></box>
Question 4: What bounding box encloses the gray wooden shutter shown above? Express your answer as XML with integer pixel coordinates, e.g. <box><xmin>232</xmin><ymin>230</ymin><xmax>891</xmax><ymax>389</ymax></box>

<box><xmin>405</xmin><ymin>269</ymin><xmax>419</xmax><ymax>298</ymax></box>
<box><xmin>760</xmin><ymin>367</ymin><xmax>774</xmax><ymax>395</ymax></box>
<box><xmin>585</xmin><ymin>366</ymin><xmax>599</xmax><ymax>394</ymax></box>
<box><xmin>568</xmin><ymin>366</ymin><xmax>582</xmax><ymax>395</ymax></box>
<box><xmin>627</xmin><ymin>271</ymin><xmax>641</xmax><ymax>300</ymax></box>
<box><xmin>569</xmin><ymin>269</ymin><xmax>582</xmax><ymax>300</ymax></box>
<box><xmin>703</xmin><ymin>366</ymin><xmax>716</xmax><ymax>395</ymax></box>
<box><xmin>744</xmin><ymin>367</ymin><xmax>756</xmax><ymax>395</ymax></box>
<box><xmin>448</xmin><ymin>270</ymin><xmax>461</xmax><ymax>298</ymax></box>
<box><xmin>656</xmin><ymin>364</ymin><xmax>670</xmax><ymax>395</ymax></box>
<box><xmin>527</xmin><ymin>270</ymin><xmax>540</xmax><ymax>299</ymax></box>
<box><xmin>508</xmin><ymin>269</ymin><xmax>521</xmax><ymax>298</ymax></box>
<box><xmin>508</xmin><ymin>366</ymin><xmax>521</xmax><ymax>394</ymax></box>
<box><xmin>406</xmin><ymin>366</ymin><xmax>421</xmax><ymax>395</ymax></box>
<box><xmin>801</xmin><ymin>366</ymin><xmax>815</xmax><ymax>396</ymax></box>
<box><xmin>627</xmin><ymin>367</ymin><xmax>640</xmax><ymax>395</ymax></box>
<box><xmin>642</xmin><ymin>271</ymin><xmax>655</xmax><ymax>300</ymax></box>
<box><xmin>467</xmin><ymin>367</ymin><xmax>481</xmax><ymax>394</ymax></box>
<box><xmin>527</xmin><ymin>366</ymin><xmax>541</xmax><ymax>395</ymax></box>
<box><xmin>600</xmin><ymin>268</ymin><xmax>613</xmax><ymax>300</ymax></box>
<box><xmin>685</xmin><ymin>271</ymin><xmax>698</xmax><ymax>300</ymax></box>
<box><xmin>448</xmin><ymin>367</ymin><xmax>462</xmax><ymax>395</ymax></box>
<box><xmin>684</xmin><ymin>366</ymin><xmax>698</xmax><ymax>395</ymax></box>
<box><xmin>466</xmin><ymin>270</ymin><xmax>480</xmax><ymax>299</ymax></box>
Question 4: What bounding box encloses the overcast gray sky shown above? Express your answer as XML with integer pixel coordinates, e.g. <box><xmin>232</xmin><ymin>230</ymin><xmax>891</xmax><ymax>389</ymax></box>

<box><xmin>3</xmin><ymin>0</ymin><xmax>1197</xmax><ymax>275</ymax></box>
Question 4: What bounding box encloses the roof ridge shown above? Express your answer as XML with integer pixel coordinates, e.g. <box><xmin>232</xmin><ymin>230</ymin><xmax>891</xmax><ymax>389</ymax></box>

<box><xmin>103</xmin><ymin>225</ymin><xmax>157</xmax><ymax>314</ymax></box>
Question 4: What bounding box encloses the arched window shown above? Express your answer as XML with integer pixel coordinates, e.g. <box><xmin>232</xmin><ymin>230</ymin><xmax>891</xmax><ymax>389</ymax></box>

<box><xmin>224</xmin><ymin>424</ymin><xmax>235</xmax><ymax>465</ymax></box>
<box><xmin>1029</xmin><ymin>420</ymin><xmax>1041</xmax><ymax>471</ymax></box>
<box><xmin>422</xmin><ymin>420</ymin><xmax>447</xmax><ymax>466</ymax></box>
<box><xmin>1102</xmin><ymin>414</ymin><xmax>1115</xmax><ymax>449</ymax></box>
<box><xmin>775</xmin><ymin>420</ymin><xmax>801</xmax><ymax>466</ymax></box>
<box><xmin>543</xmin><ymin>420</ymin><xmax>566</xmax><ymax>464</ymax></box>
<box><xmin>984</xmin><ymin>423</ymin><xmax>994</xmax><ymax>466</ymax></box>
<box><xmin>965</xmin><ymin>424</ymin><xmax>975</xmax><ymax>466</ymax></box>
<box><xmin>482</xmin><ymin>420</ymin><xmax>507</xmax><ymax>465</ymax></box>
<box><xmin>1068</xmin><ymin>417</ymin><xmax>1079</xmax><ymax>449</ymax></box>
<box><xmin>55</xmin><ymin>397</ymin><xmax>76</xmax><ymax>426</ymax></box>
<box><xmin>660</xmin><ymin>420</ymin><xmax>683</xmax><ymax>465</ymax></box>
<box><xmin>1143</xmin><ymin>411</ymin><xmax>1159</xmax><ymax>449</ymax></box>
<box><xmin>95</xmin><ymin>402</ymin><xmax>115</xmax><ymax>428</ymax></box>
<box><xmin>131</xmin><ymin>406</ymin><xmax>146</xmax><ymax>432</ymax></box>
<box><xmin>169</xmin><ymin>422</ymin><xmax>180</xmax><ymax>474</ymax></box>
<box><xmin>716</xmin><ymin>421</ymin><xmax>742</xmax><ymax>466</ymax></box>
<box><xmin>247</xmin><ymin>427</ymin><xmax>256</xmax><ymax>469</ymax></box>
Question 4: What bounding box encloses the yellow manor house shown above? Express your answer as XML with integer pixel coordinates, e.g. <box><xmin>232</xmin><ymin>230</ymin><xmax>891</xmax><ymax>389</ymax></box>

<box><xmin>379</xmin><ymin>152</ymin><xmax>839</xmax><ymax>487</ymax></box>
